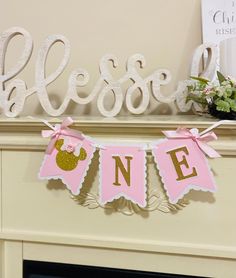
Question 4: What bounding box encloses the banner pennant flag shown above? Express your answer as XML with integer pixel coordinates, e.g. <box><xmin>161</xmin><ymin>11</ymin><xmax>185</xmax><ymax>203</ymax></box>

<box><xmin>99</xmin><ymin>145</ymin><xmax>147</xmax><ymax>207</ymax></box>
<box><xmin>39</xmin><ymin>118</ymin><xmax>95</xmax><ymax>195</ymax></box>
<box><xmin>152</xmin><ymin>127</ymin><xmax>219</xmax><ymax>203</ymax></box>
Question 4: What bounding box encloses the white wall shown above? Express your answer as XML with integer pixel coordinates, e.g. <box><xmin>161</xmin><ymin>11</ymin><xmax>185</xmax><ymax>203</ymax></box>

<box><xmin>1</xmin><ymin>0</ymin><xmax>202</xmax><ymax>116</ymax></box>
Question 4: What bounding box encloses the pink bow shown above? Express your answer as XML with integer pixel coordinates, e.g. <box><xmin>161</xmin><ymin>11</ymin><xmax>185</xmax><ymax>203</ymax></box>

<box><xmin>163</xmin><ymin>127</ymin><xmax>221</xmax><ymax>158</ymax></box>
<box><xmin>42</xmin><ymin>117</ymin><xmax>84</xmax><ymax>154</ymax></box>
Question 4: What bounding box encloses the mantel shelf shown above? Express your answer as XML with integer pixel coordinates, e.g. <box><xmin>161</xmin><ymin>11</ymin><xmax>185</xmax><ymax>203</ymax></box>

<box><xmin>0</xmin><ymin>115</ymin><xmax>235</xmax><ymax>155</ymax></box>
<box><xmin>0</xmin><ymin>115</ymin><xmax>236</xmax><ymax>131</ymax></box>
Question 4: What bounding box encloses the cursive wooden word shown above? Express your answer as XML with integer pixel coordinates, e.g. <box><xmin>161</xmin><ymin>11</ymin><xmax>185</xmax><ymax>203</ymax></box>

<box><xmin>0</xmin><ymin>27</ymin><xmax>218</xmax><ymax>117</ymax></box>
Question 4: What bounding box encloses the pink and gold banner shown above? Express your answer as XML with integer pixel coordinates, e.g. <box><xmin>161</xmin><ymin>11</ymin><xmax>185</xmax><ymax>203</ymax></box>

<box><xmin>38</xmin><ymin>117</ymin><xmax>223</xmax><ymax>206</ymax></box>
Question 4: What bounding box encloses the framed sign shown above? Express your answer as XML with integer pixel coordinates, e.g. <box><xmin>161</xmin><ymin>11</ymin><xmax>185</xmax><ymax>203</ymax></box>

<box><xmin>201</xmin><ymin>0</ymin><xmax>236</xmax><ymax>44</ymax></box>
<box><xmin>201</xmin><ymin>0</ymin><xmax>236</xmax><ymax>74</ymax></box>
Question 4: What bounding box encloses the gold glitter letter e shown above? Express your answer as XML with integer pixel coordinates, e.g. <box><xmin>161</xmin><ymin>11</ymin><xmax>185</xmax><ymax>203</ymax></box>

<box><xmin>167</xmin><ymin>146</ymin><xmax>197</xmax><ymax>181</ymax></box>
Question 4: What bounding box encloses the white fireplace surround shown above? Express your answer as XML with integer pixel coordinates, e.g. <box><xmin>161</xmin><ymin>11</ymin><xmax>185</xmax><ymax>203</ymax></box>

<box><xmin>0</xmin><ymin>115</ymin><xmax>236</xmax><ymax>277</ymax></box>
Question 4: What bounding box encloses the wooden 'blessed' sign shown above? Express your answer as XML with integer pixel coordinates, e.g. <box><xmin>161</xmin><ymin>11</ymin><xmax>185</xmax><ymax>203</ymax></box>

<box><xmin>0</xmin><ymin>27</ymin><xmax>218</xmax><ymax>117</ymax></box>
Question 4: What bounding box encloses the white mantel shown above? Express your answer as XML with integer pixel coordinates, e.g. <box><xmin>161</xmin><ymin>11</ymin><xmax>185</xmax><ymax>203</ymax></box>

<box><xmin>0</xmin><ymin>115</ymin><xmax>236</xmax><ymax>278</ymax></box>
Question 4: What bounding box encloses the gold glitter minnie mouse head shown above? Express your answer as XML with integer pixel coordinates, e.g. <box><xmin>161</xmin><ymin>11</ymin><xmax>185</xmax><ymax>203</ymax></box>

<box><xmin>55</xmin><ymin>139</ymin><xmax>87</xmax><ymax>171</ymax></box>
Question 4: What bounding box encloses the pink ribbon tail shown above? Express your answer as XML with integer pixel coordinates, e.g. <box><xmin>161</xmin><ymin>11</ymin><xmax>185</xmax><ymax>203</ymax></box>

<box><xmin>197</xmin><ymin>140</ymin><xmax>221</xmax><ymax>158</ymax></box>
<box><xmin>45</xmin><ymin>134</ymin><xmax>60</xmax><ymax>154</ymax></box>
<box><xmin>197</xmin><ymin>131</ymin><xmax>221</xmax><ymax>158</ymax></box>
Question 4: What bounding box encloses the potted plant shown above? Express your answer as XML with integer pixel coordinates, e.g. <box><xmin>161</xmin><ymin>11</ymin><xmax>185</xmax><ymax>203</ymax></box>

<box><xmin>186</xmin><ymin>71</ymin><xmax>236</xmax><ymax>120</ymax></box>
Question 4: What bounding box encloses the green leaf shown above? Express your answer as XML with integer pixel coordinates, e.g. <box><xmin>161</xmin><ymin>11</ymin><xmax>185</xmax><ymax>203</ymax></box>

<box><xmin>223</xmin><ymin>90</ymin><xmax>230</xmax><ymax>99</ymax></box>
<box><xmin>190</xmin><ymin>76</ymin><xmax>209</xmax><ymax>84</ymax></box>
<box><xmin>233</xmin><ymin>91</ymin><xmax>236</xmax><ymax>100</ymax></box>
<box><xmin>217</xmin><ymin>71</ymin><xmax>227</xmax><ymax>85</ymax></box>
<box><xmin>215</xmin><ymin>99</ymin><xmax>230</xmax><ymax>112</ymax></box>
<box><xmin>225</xmin><ymin>98</ymin><xmax>233</xmax><ymax>104</ymax></box>
<box><xmin>187</xmin><ymin>85</ymin><xmax>195</xmax><ymax>92</ymax></box>
<box><xmin>226</xmin><ymin>88</ymin><xmax>233</xmax><ymax>97</ymax></box>
<box><xmin>226</xmin><ymin>99</ymin><xmax>236</xmax><ymax>111</ymax></box>
<box><xmin>230</xmin><ymin>99</ymin><xmax>236</xmax><ymax>112</ymax></box>
<box><xmin>186</xmin><ymin>94</ymin><xmax>208</xmax><ymax>105</ymax></box>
